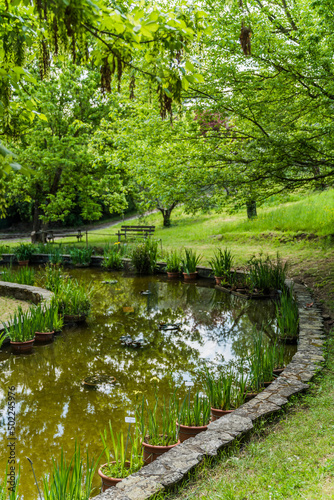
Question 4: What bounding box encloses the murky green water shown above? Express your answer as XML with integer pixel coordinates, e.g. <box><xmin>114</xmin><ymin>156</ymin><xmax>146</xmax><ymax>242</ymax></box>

<box><xmin>0</xmin><ymin>269</ymin><xmax>295</xmax><ymax>499</ymax></box>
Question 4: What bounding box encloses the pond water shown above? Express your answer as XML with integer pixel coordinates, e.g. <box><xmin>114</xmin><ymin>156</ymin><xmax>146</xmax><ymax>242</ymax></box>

<box><xmin>0</xmin><ymin>269</ymin><xmax>296</xmax><ymax>499</ymax></box>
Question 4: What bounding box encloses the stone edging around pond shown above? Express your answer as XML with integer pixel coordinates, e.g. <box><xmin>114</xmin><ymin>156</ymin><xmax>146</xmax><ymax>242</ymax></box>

<box><xmin>0</xmin><ymin>281</ymin><xmax>54</xmax><ymax>344</ymax></box>
<box><xmin>94</xmin><ymin>279</ymin><xmax>326</xmax><ymax>500</ymax></box>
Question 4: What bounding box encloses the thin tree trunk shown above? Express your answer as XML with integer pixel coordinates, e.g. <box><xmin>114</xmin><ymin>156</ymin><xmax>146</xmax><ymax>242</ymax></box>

<box><xmin>246</xmin><ymin>200</ymin><xmax>257</xmax><ymax>219</ymax></box>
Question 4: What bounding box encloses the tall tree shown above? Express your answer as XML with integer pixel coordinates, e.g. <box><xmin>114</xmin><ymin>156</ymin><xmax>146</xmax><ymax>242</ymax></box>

<box><xmin>7</xmin><ymin>65</ymin><xmax>127</xmax><ymax>234</ymax></box>
<box><xmin>185</xmin><ymin>0</ymin><xmax>334</xmax><ymax>209</ymax></box>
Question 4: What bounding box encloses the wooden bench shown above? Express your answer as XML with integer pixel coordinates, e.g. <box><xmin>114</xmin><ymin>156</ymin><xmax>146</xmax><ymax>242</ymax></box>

<box><xmin>31</xmin><ymin>230</ymin><xmax>84</xmax><ymax>243</ymax></box>
<box><xmin>116</xmin><ymin>225</ymin><xmax>155</xmax><ymax>242</ymax></box>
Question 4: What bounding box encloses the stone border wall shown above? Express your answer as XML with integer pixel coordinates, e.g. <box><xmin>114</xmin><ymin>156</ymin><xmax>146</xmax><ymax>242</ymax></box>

<box><xmin>94</xmin><ymin>280</ymin><xmax>325</xmax><ymax>500</ymax></box>
<box><xmin>0</xmin><ymin>281</ymin><xmax>53</xmax><ymax>345</ymax></box>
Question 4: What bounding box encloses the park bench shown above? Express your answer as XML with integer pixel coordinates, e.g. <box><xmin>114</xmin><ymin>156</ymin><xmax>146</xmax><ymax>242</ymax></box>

<box><xmin>31</xmin><ymin>229</ymin><xmax>84</xmax><ymax>243</ymax></box>
<box><xmin>116</xmin><ymin>225</ymin><xmax>155</xmax><ymax>242</ymax></box>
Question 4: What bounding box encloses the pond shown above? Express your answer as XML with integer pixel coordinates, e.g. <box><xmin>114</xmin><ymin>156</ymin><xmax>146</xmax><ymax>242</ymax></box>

<box><xmin>0</xmin><ymin>269</ymin><xmax>296</xmax><ymax>499</ymax></box>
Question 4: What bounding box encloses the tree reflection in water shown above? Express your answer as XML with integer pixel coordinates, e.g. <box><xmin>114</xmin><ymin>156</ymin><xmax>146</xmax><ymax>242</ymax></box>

<box><xmin>0</xmin><ymin>269</ymin><xmax>295</xmax><ymax>499</ymax></box>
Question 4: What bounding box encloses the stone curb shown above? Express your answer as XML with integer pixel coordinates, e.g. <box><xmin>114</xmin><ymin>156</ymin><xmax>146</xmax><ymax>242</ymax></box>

<box><xmin>0</xmin><ymin>281</ymin><xmax>54</xmax><ymax>344</ymax></box>
<box><xmin>94</xmin><ymin>281</ymin><xmax>325</xmax><ymax>500</ymax></box>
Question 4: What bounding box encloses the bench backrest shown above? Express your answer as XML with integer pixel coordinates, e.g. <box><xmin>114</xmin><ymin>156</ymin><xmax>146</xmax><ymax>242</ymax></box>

<box><xmin>121</xmin><ymin>226</ymin><xmax>155</xmax><ymax>232</ymax></box>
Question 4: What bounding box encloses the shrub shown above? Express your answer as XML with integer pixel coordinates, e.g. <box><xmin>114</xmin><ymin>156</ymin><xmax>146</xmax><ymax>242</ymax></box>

<box><xmin>103</xmin><ymin>244</ymin><xmax>123</xmax><ymax>270</ymax></box>
<box><xmin>69</xmin><ymin>247</ymin><xmax>93</xmax><ymax>265</ymax></box>
<box><xmin>131</xmin><ymin>239</ymin><xmax>158</xmax><ymax>274</ymax></box>
<box><xmin>13</xmin><ymin>243</ymin><xmax>35</xmax><ymax>261</ymax></box>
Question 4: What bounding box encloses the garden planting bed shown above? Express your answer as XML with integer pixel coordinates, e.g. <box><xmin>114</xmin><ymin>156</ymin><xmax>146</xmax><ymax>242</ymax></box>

<box><xmin>93</xmin><ymin>279</ymin><xmax>325</xmax><ymax>500</ymax></box>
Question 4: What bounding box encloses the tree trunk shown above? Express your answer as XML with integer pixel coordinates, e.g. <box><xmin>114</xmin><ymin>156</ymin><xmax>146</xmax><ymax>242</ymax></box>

<box><xmin>158</xmin><ymin>204</ymin><xmax>177</xmax><ymax>227</ymax></box>
<box><xmin>246</xmin><ymin>200</ymin><xmax>257</xmax><ymax>219</ymax></box>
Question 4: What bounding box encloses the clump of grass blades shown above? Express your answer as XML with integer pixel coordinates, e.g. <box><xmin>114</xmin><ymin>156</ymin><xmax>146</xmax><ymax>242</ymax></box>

<box><xmin>54</xmin><ymin>280</ymin><xmax>94</xmax><ymax>317</ymax></box>
<box><xmin>178</xmin><ymin>391</ymin><xmax>210</xmax><ymax>427</ymax></box>
<box><xmin>2</xmin><ymin>306</ymin><xmax>35</xmax><ymax>342</ymax></box>
<box><xmin>248</xmin><ymin>253</ymin><xmax>287</xmax><ymax>292</ymax></box>
<box><xmin>100</xmin><ymin>422</ymin><xmax>143</xmax><ymax>478</ymax></box>
<box><xmin>103</xmin><ymin>244</ymin><xmax>123</xmax><ymax>270</ymax></box>
<box><xmin>248</xmin><ymin>331</ymin><xmax>281</xmax><ymax>391</ymax></box>
<box><xmin>276</xmin><ymin>288</ymin><xmax>299</xmax><ymax>339</ymax></box>
<box><xmin>181</xmin><ymin>248</ymin><xmax>202</xmax><ymax>274</ymax></box>
<box><xmin>208</xmin><ymin>248</ymin><xmax>233</xmax><ymax>278</ymax></box>
<box><xmin>205</xmin><ymin>368</ymin><xmax>247</xmax><ymax>410</ymax></box>
<box><xmin>41</xmin><ymin>264</ymin><xmax>64</xmax><ymax>293</ymax></box>
<box><xmin>131</xmin><ymin>239</ymin><xmax>158</xmax><ymax>274</ymax></box>
<box><xmin>0</xmin><ymin>266</ymin><xmax>35</xmax><ymax>286</ymax></box>
<box><xmin>165</xmin><ymin>250</ymin><xmax>182</xmax><ymax>272</ymax></box>
<box><xmin>42</xmin><ymin>444</ymin><xmax>98</xmax><ymax>500</ymax></box>
<box><xmin>31</xmin><ymin>303</ymin><xmax>61</xmax><ymax>333</ymax></box>
<box><xmin>0</xmin><ymin>465</ymin><xmax>20</xmax><ymax>500</ymax></box>
<box><xmin>136</xmin><ymin>394</ymin><xmax>179</xmax><ymax>446</ymax></box>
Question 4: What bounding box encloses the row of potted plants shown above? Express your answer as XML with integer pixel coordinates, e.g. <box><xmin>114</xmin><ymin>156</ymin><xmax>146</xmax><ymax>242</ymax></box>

<box><xmin>1</xmin><ymin>303</ymin><xmax>63</xmax><ymax>354</ymax></box>
<box><xmin>97</xmin><ymin>338</ymin><xmax>286</xmax><ymax>491</ymax></box>
<box><xmin>0</xmin><ymin>266</ymin><xmax>94</xmax><ymax>354</ymax></box>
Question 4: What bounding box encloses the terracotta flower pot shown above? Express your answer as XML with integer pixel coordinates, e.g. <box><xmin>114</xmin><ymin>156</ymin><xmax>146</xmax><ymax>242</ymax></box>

<box><xmin>18</xmin><ymin>260</ymin><xmax>29</xmax><ymax>266</ymax></box>
<box><xmin>10</xmin><ymin>338</ymin><xmax>35</xmax><ymax>354</ymax></box>
<box><xmin>142</xmin><ymin>440</ymin><xmax>179</xmax><ymax>464</ymax></box>
<box><xmin>176</xmin><ymin>422</ymin><xmax>209</xmax><ymax>443</ymax></box>
<box><xmin>167</xmin><ymin>271</ymin><xmax>180</xmax><ymax>279</ymax></box>
<box><xmin>211</xmin><ymin>407</ymin><xmax>234</xmax><ymax>422</ymax></box>
<box><xmin>98</xmin><ymin>462</ymin><xmax>130</xmax><ymax>492</ymax></box>
<box><xmin>183</xmin><ymin>272</ymin><xmax>198</xmax><ymax>282</ymax></box>
<box><xmin>35</xmin><ymin>331</ymin><xmax>54</xmax><ymax>343</ymax></box>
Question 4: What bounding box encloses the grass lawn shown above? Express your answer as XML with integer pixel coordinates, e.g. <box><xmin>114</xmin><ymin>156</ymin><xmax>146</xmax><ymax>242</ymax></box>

<box><xmin>0</xmin><ymin>296</ymin><xmax>30</xmax><ymax>321</ymax></box>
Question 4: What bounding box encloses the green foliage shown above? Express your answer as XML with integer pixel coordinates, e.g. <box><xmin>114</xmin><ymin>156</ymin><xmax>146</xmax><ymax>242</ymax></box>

<box><xmin>103</xmin><ymin>244</ymin><xmax>123</xmax><ymax>270</ymax></box>
<box><xmin>248</xmin><ymin>253</ymin><xmax>287</xmax><ymax>292</ymax></box>
<box><xmin>31</xmin><ymin>303</ymin><xmax>60</xmax><ymax>333</ymax></box>
<box><xmin>136</xmin><ymin>394</ymin><xmax>179</xmax><ymax>446</ymax></box>
<box><xmin>178</xmin><ymin>391</ymin><xmax>211</xmax><ymax>427</ymax></box>
<box><xmin>0</xmin><ymin>266</ymin><xmax>35</xmax><ymax>286</ymax></box>
<box><xmin>248</xmin><ymin>332</ymin><xmax>282</xmax><ymax>391</ymax></box>
<box><xmin>100</xmin><ymin>422</ymin><xmax>143</xmax><ymax>479</ymax></box>
<box><xmin>204</xmin><ymin>368</ymin><xmax>247</xmax><ymax>410</ymax></box>
<box><xmin>276</xmin><ymin>289</ymin><xmax>299</xmax><ymax>339</ymax></box>
<box><xmin>13</xmin><ymin>244</ymin><xmax>35</xmax><ymax>261</ymax></box>
<box><xmin>165</xmin><ymin>250</ymin><xmax>182</xmax><ymax>273</ymax></box>
<box><xmin>69</xmin><ymin>247</ymin><xmax>94</xmax><ymax>266</ymax></box>
<box><xmin>42</xmin><ymin>444</ymin><xmax>97</xmax><ymax>500</ymax></box>
<box><xmin>41</xmin><ymin>264</ymin><xmax>63</xmax><ymax>294</ymax></box>
<box><xmin>2</xmin><ymin>306</ymin><xmax>35</xmax><ymax>342</ymax></box>
<box><xmin>53</xmin><ymin>281</ymin><xmax>94</xmax><ymax>317</ymax></box>
<box><xmin>181</xmin><ymin>248</ymin><xmax>202</xmax><ymax>274</ymax></box>
<box><xmin>0</xmin><ymin>465</ymin><xmax>20</xmax><ymax>500</ymax></box>
<box><xmin>131</xmin><ymin>239</ymin><xmax>158</xmax><ymax>274</ymax></box>
<box><xmin>208</xmin><ymin>248</ymin><xmax>233</xmax><ymax>278</ymax></box>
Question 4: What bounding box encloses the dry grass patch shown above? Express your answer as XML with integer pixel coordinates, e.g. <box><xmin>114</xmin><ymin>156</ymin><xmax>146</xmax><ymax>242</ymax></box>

<box><xmin>0</xmin><ymin>296</ymin><xmax>30</xmax><ymax>322</ymax></box>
